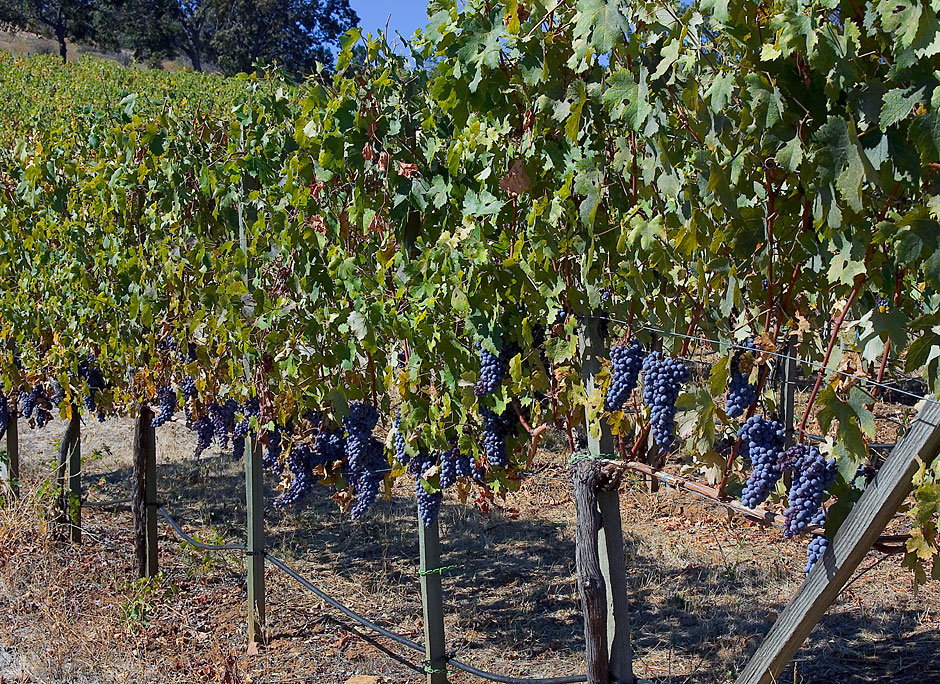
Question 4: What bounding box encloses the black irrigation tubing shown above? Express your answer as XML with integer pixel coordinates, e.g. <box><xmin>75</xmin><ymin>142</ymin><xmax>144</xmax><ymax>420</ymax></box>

<box><xmin>153</xmin><ymin>505</ymin><xmax>587</xmax><ymax>684</ymax></box>
<box><xmin>266</xmin><ymin>554</ymin><xmax>589</xmax><ymax>684</ymax></box>
<box><xmin>83</xmin><ymin>497</ymin><xmax>133</xmax><ymax>507</ymax></box>
<box><xmin>607</xmin><ymin>317</ymin><xmax>939</xmax><ymax>407</ymax></box>
<box><xmin>157</xmin><ymin>507</ymin><xmax>247</xmax><ymax>552</ymax></box>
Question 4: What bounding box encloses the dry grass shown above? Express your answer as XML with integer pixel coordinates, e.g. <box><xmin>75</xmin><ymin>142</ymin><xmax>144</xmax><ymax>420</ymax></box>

<box><xmin>0</xmin><ymin>414</ymin><xmax>938</xmax><ymax>683</ymax></box>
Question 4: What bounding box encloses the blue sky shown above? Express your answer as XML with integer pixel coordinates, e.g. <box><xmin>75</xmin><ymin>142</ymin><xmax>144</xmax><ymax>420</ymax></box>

<box><xmin>352</xmin><ymin>1</ymin><xmax>431</xmax><ymax>42</ymax></box>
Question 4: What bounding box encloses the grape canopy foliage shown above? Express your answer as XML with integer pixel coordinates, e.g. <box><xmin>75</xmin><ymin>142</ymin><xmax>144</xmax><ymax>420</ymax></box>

<box><xmin>1</xmin><ymin>0</ymin><xmax>940</xmax><ymax>579</ymax></box>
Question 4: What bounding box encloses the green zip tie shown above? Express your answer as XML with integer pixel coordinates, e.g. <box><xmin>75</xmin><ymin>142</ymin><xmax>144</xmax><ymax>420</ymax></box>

<box><xmin>418</xmin><ymin>564</ymin><xmax>458</xmax><ymax>576</ymax></box>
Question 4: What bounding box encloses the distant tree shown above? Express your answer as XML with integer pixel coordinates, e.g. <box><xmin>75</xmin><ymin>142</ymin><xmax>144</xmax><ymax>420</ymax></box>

<box><xmin>120</xmin><ymin>0</ymin><xmax>357</xmax><ymax>76</ymax></box>
<box><xmin>121</xmin><ymin>0</ymin><xmax>216</xmax><ymax>72</ymax></box>
<box><xmin>0</xmin><ymin>0</ymin><xmax>118</xmax><ymax>62</ymax></box>
<box><xmin>211</xmin><ymin>0</ymin><xmax>359</xmax><ymax>76</ymax></box>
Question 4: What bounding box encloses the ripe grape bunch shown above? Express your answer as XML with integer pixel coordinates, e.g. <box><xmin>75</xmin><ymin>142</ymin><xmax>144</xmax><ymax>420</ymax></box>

<box><xmin>231</xmin><ymin>398</ymin><xmax>260</xmax><ymax>461</ymax></box>
<box><xmin>344</xmin><ymin>402</ymin><xmax>389</xmax><ymax>519</ymax></box>
<box><xmin>781</xmin><ymin>444</ymin><xmax>838</xmax><ymax>538</ymax></box>
<box><xmin>209</xmin><ymin>399</ymin><xmax>239</xmax><ymax>448</ymax></box>
<box><xmin>22</xmin><ymin>385</ymin><xmax>52</xmax><ymax>429</ymax></box>
<box><xmin>480</xmin><ymin>406</ymin><xmax>518</xmax><ymax>468</ymax></box>
<box><xmin>151</xmin><ymin>387</ymin><xmax>178</xmax><ymax>428</ymax></box>
<box><xmin>737</xmin><ymin>415</ymin><xmax>786</xmax><ymax>508</ymax></box>
<box><xmin>192</xmin><ymin>415</ymin><xmax>214</xmax><ymax>458</ymax></box>
<box><xmin>411</xmin><ymin>451</ymin><xmax>443</xmax><ymax>527</ymax></box>
<box><xmin>605</xmin><ymin>340</ymin><xmax>645</xmax><ymax>411</ymax></box>
<box><xmin>641</xmin><ymin>353</ymin><xmax>690</xmax><ymax>449</ymax></box>
<box><xmin>393</xmin><ymin>413</ymin><xmax>409</xmax><ymax>466</ymax></box>
<box><xmin>474</xmin><ymin>341</ymin><xmax>519</xmax><ymax>397</ymax></box>
<box><xmin>805</xmin><ymin>535</ymin><xmax>828</xmax><ymax>575</ymax></box>
<box><xmin>274</xmin><ymin>442</ymin><xmax>318</xmax><ymax>509</ymax></box>
<box><xmin>181</xmin><ymin>376</ymin><xmax>197</xmax><ymax>399</ymax></box>
<box><xmin>262</xmin><ymin>427</ymin><xmax>284</xmax><ymax>471</ymax></box>
<box><xmin>439</xmin><ymin>438</ymin><xmax>459</xmax><ymax>490</ymax></box>
<box><xmin>78</xmin><ymin>356</ymin><xmax>106</xmax><ymax>420</ymax></box>
<box><xmin>725</xmin><ymin>342</ymin><xmax>757</xmax><ymax>418</ymax></box>
<box><xmin>0</xmin><ymin>395</ymin><xmax>8</xmax><ymax>438</ymax></box>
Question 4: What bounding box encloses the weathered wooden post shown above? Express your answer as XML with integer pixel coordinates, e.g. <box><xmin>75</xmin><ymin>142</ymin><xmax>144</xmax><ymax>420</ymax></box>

<box><xmin>779</xmin><ymin>342</ymin><xmax>797</xmax><ymax>447</ymax></box>
<box><xmin>245</xmin><ymin>435</ymin><xmax>266</xmax><ymax>645</ymax></box>
<box><xmin>133</xmin><ymin>404</ymin><xmax>158</xmax><ymax>578</ymax></box>
<box><xmin>55</xmin><ymin>407</ymin><xmax>81</xmax><ymax>542</ymax></box>
<box><xmin>4</xmin><ymin>403</ymin><xmax>18</xmax><ymax>496</ymax></box>
<box><xmin>418</xmin><ymin>513</ymin><xmax>448</xmax><ymax>684</ymax></box>
<box><xmin>575</xmin><ymin>314</ymin><xmax>634</xmax><ymax>684</ymax></box>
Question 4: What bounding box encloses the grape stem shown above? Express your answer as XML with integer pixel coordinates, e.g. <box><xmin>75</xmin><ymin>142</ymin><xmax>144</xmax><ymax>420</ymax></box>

<box><xmin>872</xmin><ymin>263</ymin><xmax>905</xmax><ymax>402</ymax></box>
<box><xmin>797</xmin><ymin>248</ymin><xmax>873</xmax><ymax>441</ymax></box>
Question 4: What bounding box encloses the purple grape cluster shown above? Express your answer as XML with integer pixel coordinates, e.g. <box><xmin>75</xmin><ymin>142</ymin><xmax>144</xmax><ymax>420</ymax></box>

<box><xmin>481</xmin><ymin>406</ymin><xmax>518</xmax><ymax>468</ymax></box>
<box><xmin>231</xmin><ymin>398</ymin><xmax>260</xmax><ymax>460</ymax></box>
<box><xmin>275</xmin><ymin>443</ymin><xmax>318</xmax><ymax>508</ymax></box>
<box><xmin>605</xmin><ymin>340</ymin><xmax>645</xmax><ymax>411</ymax></box>
<box><xmin>209</xmin><ymin>399</ymin><xmax>239</xmax><ymax>448</ymax></box>
<box><xmin>439</xmin><ymin>446</ymin><xmax>457</xmax><ymax>490</ymax></box>
<box><xmin>453</xmin><ymin>436</ymin><xmax>473</xmax><ymax>478</ymax></box>
<box><xmin>20</xmin><ymin>388</ymin><xmax>35</xmax><ymax>419</ymax></box>
<box><xmin>474</xmin><ymin>342</ymin><xmax>518</xmax><ymax>397</ymax></box>
<box><xmin>781</xmin><ymin>444</ymin><xmax>838</xmax><ymax>538</ymax></box>
<box><xmin>725</xmin><ymin>343</ymin><xmax>757</xmax><ymax>418</ymax></box>
<box><xmin>393</xmin><ymin>413</ymin><xmax>409</xmax><ymax>465</ymax></box>
<box><xmin>805</xmin><ymin>535</ymin><xmax>828</xmax><ymax>574</ymax></box>
<box><xmin>262</xmin><ymin>427</ymin><xmax>284</xmax><ymax>471</ymax></box>
<box><xmin>78</xmin><ymin>356</ymin><xmax>106</xmax><ymax>419</ymax></box>
<box><xmin>411</xmin><ymin>451</ymin><xmax>443</xmax><ymax>527</ymax></box>
<box><xmin>641</xmin><ymin>353</ymin><xmax>690</xmax><ymax>449</ymax></box>
<box><xmin>737</xmin><ymin>415</ymin><xmax>786</xmax><ymax>508</ymax></box>
<box><xmin>344</xmin><ymin>402</ymin><xmax>389</xmax><ymax>519</ymax></box>
<box><xmin>151</xmin><ymin>387</ymin><xmax>178</xmax><ymax>427</ymax></box>
<box><xmin>181</xmin><ymin>376</ymin><xmax>197</xmax><ymax>399</ymax></box>
<box><xmin>0</xmin><ymin>395</ymin><xmax>8</xmax><ymax>438</ymax></box>
<box><xmin>22</xmin><ymin>385</ymin><xmax>52</xmax><ymax>429</ymax></box>
<box><xmin>192</xmin><ymin>416</ymin><xmax>214</xmax><ymax>458</ymax></box>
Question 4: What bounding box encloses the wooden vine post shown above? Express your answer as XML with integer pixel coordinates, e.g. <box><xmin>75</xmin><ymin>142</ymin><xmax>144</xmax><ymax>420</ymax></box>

<box><xmin>778</xmin><ymin>342</ymin><xmax>797</xmax><ymax>489</ymax></box>
<box><xmin>245</xmin><ymin>436</ymin><xmax>266</xmax><ymax>645</ymax></box>
<box><xmin>418</xmin><ymin>513</ymin><xmax>448</xmax><ymax>684</ymax></box>
<box><xmin>574</xmin><ymin>315</ymin><xmax>634</xmax><ymax>684</ymax></box>
<box><xmin>779</xmin><ymin>342</ymin><xmax>797</xmax><ymax>448</ymax></box>
<box><xmin>132</xmin><ymin>404</ymin><xmax>159</xmax><ymax>579</ymax></box>
<box><xmin>736</xmin><ymin>399</ymin><xmax>940</xmax><ymax>684</ymax></box>
<box><xmin>3</xmin><ymin>406</ymin><xmax>17</xmax><ymax>496</ymax></box>
<box><xmin>54</xmin><ymin>406</ymin><xmax>81</xmax><ymax>543</ymax></box>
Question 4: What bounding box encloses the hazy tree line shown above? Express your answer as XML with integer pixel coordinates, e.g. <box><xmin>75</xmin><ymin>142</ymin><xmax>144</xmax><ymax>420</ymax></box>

<box><xmin>0</xmin><ymin>0</ymin><xmax>360</xmax><ymax>75</ymax></box>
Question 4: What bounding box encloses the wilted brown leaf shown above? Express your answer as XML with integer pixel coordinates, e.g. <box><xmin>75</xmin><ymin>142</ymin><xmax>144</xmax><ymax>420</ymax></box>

<box><xmin>397</xmin><ymin>161</ymin><xmax>419</xmax><ymax>178</ymax></box>
<box><xmin>499</xmin><ymin>159</ymin><xmax>531</xmax><ymax>196</ymax></box>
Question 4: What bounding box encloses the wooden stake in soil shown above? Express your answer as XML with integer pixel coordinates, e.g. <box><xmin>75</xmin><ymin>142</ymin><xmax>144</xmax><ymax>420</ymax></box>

<box><xmin>418</xmin><ymin>513</ymin><xmax>448</xmax><ymax>684</ymax></box>
<box><xmin>55</xmin><ymin>407</ymin><xmax>81</xmax><ymax>543</ymax></box>
<box><xmin>572</xmin><ymin>459</ymin><xmax>634</xmax><ymax>684</ymax></box>
<box><xmin>245</xmin><ymin>436</ymin><xmax>266</xmax><ymax>645</ymax></box>
<box><xmin>736</xmin><ymin>399</ymin><xmax>940</xmax><ymax>684</ymax></box>
<box><xmin>133</xmin><ymin>405</ymin><xmax>158</xmax><ymax>579</ymax></box>
<box><xmin>779</xmin><ymin>342</ymin><xmax>798</xmax><ymax>490</ymax></box>
<box><xmin>4</xmin><ymin>407</ymin><xmax>17</xmax><ymax>496</ymax></box>
<box><xmin>577</xmin><ymin>312</ymin><xmax>635</xmax><ymax>684</ymax></box>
